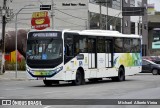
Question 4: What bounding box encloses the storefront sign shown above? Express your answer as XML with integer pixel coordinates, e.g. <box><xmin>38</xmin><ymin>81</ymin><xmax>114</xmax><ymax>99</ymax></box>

<box><xmin>31</xmin><ymin>11</ymin><xmax>50</xmax><ymax>30</ymax></box>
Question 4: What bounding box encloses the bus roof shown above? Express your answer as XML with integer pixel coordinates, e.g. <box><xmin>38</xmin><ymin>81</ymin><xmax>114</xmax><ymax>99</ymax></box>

<box><xmin>64</xmin><ymin>30</ymin><xmax>141</xmax><ymax>38</ymax></box>
<box><xmin>29</xmin><ymin>29</ymin><xmax>141</xmax><ymax>39</ymax></box>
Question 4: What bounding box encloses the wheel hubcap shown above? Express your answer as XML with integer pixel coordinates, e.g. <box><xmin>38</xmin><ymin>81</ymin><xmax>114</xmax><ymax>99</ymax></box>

<box><xmin>153</xmin><ymin>70</ymin><xmax>158</xmax><ymax>75</ymax></box>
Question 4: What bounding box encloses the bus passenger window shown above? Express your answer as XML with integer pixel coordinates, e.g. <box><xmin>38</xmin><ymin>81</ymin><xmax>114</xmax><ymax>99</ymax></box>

<box><xmin>65</xmin><ymin>44</ymin><xmax>73</xmax><ymax>56</ymax></box>
<box><xmin>124</xmin><ymin>38</ymin><xmax>132</xmax><ymax>53</ymax></box>
<box><xmin>114</xmin><ymin>38</ymin><xmax>123</xmax><ymax>53</ymax></box>
<box><xmin>132</xmin><ymin>39</ymin><xmax>141</xmax><ymax>53</ymax></box>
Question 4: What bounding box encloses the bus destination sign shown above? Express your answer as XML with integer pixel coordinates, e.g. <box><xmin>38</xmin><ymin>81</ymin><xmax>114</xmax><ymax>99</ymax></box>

<box><xmin>32</xmin><ymin>33</ymin><xmax>58</xmax><ymax>38</ymax></box>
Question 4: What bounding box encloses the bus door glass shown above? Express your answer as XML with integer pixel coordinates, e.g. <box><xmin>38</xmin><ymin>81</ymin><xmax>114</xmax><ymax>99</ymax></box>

<box><xmin>88</xmin><ymin>38</ymin><xmax>97</xmax><ymax>68</ymax></box>
<box><xmin>105</xmin><ymin>39</ymin><xmax>113</xmax><ymax>68</ymax></box>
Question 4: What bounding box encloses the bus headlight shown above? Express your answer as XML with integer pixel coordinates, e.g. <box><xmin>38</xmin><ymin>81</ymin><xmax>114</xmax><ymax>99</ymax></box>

<box><xmin>56</xmin><ymin>66</ymin><xmax>63</xmax><ymax>72</ymax></box>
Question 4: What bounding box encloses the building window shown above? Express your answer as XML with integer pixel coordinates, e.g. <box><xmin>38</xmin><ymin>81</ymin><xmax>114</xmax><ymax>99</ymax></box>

<box><xmin>130</xmin><ymin>0</ymin><xmax>135</xmax><ymax>7</ymax></box>
<box><xmin>138</xmin><ymin>23</ymin><xmax>142</xmax><ymax>35</ymax></box>
<box><xmin>89</xmin><ymin>0</ymin><xmax>121</xmax><ymax>10</ymax></box>
<box><xmin>112</xmin><ymin>0</ymin><xmax>121</xmax><ymax>10</ymax></box>
<box><xmin>131</xmin><ymin>22</ymin><xmax>135</xmax><ymax>34</ymax></box>
<box><xmin>90</xmin><ymin>12</ymin><xmax>106</xmax><ymax>30</ymax></box>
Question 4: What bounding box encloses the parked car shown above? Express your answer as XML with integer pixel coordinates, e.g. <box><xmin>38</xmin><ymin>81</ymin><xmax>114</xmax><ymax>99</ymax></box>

<box><xmin>142</xmin><ymin>56</ymin><xmax>160</xmax><ymax>62</ymax></box>
<box><xmin>142</xmin><ymin>59</ymin><xmax>160</xmax><ymax>75</ymax></box>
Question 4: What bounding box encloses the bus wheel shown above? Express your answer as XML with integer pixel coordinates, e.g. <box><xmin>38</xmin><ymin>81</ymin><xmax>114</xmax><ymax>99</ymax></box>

<box><xmin>152</xmin><ymin>69</ymin><xmax>158</xmax><ymax>75</ymax></box>
<box><xmin>72</xmin><ymin>70</ymin><xmax>83</xmax><ymax>85</ymax></box>
<box><xmin>112</xmin><ymin>67</ymin><xmax>125</xmax><ymax>82</ymax></box>
<box><xmin>43</xmin><ymin>80</ymin><xmax>53</xmax><ymax>86</ymax></box>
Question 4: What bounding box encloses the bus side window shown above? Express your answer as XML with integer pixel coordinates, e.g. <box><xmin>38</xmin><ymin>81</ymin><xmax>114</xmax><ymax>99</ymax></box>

<box><xmin>132</xmin><ymin>38</ymin><xmax>141</xmax><ymax>53</ymax></box>
<box><xmin>64</xmin><ymin>33</ymin><xmax>74</xmax><ymax>57</ymax></box>
<box><xmin>114</xmin><ymin>38</ymin><xmax>123</xmax><ymax>53</ymax></box>
<box><xmin>65</xmin><ymin>44</ymin><xmax>73</xmax><ymax>56</ymax></box>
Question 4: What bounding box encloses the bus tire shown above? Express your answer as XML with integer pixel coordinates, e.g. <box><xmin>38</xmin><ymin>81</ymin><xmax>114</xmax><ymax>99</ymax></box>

<box><xmin>72</xmin><ymin>70</ymin><xmax>83</xmax><ymax>86</ymax></box>
<box><xmin>43</xmin><ymin>80</ymin><xmax>53</xmax><ymax>86</ymax></box>
<box><xmin>112</xmin><ymin>67</ymin><xmax>125</xmax><ymax>82</ymax></box>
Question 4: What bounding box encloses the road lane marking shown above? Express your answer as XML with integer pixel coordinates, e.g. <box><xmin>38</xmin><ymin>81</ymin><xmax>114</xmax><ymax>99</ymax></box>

<box><xmin>44</xmin><ymin>92</ymin><xmax>54</xmax><ymax>94</ymax></box>
<box><xmin>5</xmin><ymin>88</ymin><xmax>25</xmax><ymax>91</ymax></box>
<box><xmin>0</xmin><ymin>97</ymin><xmax>5</xmax><ymax>99</ymax></box>
<box><xmin>44</xmin><ymin>106</ymin><xmax>51</xmax><ymax>108</ymax></box>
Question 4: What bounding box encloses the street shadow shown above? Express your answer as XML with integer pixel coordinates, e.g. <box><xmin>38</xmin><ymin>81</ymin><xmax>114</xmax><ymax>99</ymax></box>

<box><xmin>137</xmin><ymin>73</ymin><xmax>153</xmax><ymax>75</ymax></box>
<box><xmin>31</xmin><ymin>78</ymin><xmax>136</xmax><ymax>88</ymax></box>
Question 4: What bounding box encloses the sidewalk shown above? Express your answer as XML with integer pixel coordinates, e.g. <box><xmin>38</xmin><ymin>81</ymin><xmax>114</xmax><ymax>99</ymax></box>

<box><xmin>0</xmin><ymin>71</ymin><xmax>27</xmax><ymax>81</ymax></box>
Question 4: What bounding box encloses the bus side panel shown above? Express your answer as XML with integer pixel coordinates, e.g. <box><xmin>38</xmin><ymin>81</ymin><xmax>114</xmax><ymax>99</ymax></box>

<box><xmin>113</xmin><ymin>53</ymin><xmax>142</xmax><ymax>75</ymax></box>
<box><xmin>96</xmin><ymin>53</ymin><xmax>118</xmax><ymax>78</ymax></box>
<box><xmin>97</xmin><ymin>53</ymin><xmax>105</xmax><ymax>69</ymax></box>
<box><xmin>125</xmin><ymin>66</ymin><xmax>141</xmax><ymax>75</ymax></box>
<box><xmin>64</xmin><ymin>53</ymin><xmax>90</xmax><ymax>80</ymax></box>
<box><xmin>97</xmin><ymin>68</ymin><xmax>118</xmax><ymax>78</ymax></box>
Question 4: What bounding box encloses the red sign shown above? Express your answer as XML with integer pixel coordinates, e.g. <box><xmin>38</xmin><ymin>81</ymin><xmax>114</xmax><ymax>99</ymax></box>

<box><xmin>31</xmin><ymin>11</ymin><xmax>50</xmax><ymax>30</ymax></box>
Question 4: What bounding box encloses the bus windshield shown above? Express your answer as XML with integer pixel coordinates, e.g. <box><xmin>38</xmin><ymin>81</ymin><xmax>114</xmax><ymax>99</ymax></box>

<box><xmin>27</xmin><ymin>39</ymin><xmax>62</xmax><ymax>60</ymax></box>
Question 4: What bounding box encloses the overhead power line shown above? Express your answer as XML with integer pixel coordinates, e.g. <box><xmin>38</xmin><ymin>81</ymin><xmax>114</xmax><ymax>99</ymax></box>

<box><xmin>56</xmin><ymin>9</ymin><xmax>87</xmax><ymax>21</ymax></box>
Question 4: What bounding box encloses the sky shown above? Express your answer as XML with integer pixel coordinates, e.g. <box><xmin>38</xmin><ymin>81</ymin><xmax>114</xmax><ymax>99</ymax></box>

<box><xmin>148</xmin><ymin>0</ymin><xmax>160</xmax><ymax>11</ymax></box>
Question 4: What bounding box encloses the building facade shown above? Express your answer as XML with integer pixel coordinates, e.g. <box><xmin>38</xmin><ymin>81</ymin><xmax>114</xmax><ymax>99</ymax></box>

<box><xmin>5</xmin><ymin>0</ymin><xmax>122</xmax><ymax>31</ymax></box>
<box><xmin>1</xmin><ymin>0</ymin><xmax>148</xmax><ymax>56</ymax></box>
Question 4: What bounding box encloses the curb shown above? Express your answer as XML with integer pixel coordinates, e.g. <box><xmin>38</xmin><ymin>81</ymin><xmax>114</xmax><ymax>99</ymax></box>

<box><xmin>0</xmin><ymin>78</ymin><xmax>28</xmax><ymax>81</ymax></box>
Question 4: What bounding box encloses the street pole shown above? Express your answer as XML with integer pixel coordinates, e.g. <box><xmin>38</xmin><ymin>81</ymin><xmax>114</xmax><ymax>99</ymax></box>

<box><xmin>51</xmin><ymin>0</ymin><xmax>54</xmax><ymax>29</ymax></box>
<box><xmin>15</xmin><ymin>4</ymin><xmax>34</xmax><ymax>78</ymax></box>
<box><xmin>15</xmin><ymin>13</ymin><xmax>18</xmax><ymax>78</ymax></box>
<box><xmin>114</xmin><ymin>12</ymin><xmax>122</xmax><ymax>30</ymax></box>
<box><xmin>96</xmin><ymin>1</ymin><xmax>107</xmax><ymax>30</ymax></box>
<box><xmin>0</xmin><ymin>0</ymin><xmax>7</xmax><ymax>74</ymax></box>
<box><xmin>97</xmin><ymin>0</ymin><xmax>110</xmax><ymax>30</ymax></box>
<box><xmin>99</xmin><ymin>3</ymin><xmax>102</xmax><ymax>29</ymax></box>
<box><xmin>139</xmin><ymin>16</ymin><xmax>141</xmax><ymax>36</ymax></box>
<box><xmin>106</xmin><ymin>1</ymin><xmax>108</xmax><ymax>30</ymax></box>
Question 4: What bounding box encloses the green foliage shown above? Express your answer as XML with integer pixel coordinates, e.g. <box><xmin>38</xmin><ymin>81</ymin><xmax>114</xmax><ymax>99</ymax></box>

<box><xmin>5</xmin><ymin>59</ymin><xmax>26</xmax><ymax>70</ymax></box>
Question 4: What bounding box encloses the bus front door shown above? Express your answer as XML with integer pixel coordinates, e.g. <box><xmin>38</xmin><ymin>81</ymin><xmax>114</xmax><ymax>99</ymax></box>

<box><xmin>88</xmin><ymin>38</ymin><xmax>97</xmax><ymax>69</ymax></box>
<box><xmin>105</xmin><ymin>40</ymin><xmax>113</xmax><ymax>68</ymax></box>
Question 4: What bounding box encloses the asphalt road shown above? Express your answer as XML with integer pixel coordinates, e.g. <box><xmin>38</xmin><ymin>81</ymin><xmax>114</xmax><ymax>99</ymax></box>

<box><xmin>0</xmin><ymin>72</ymin><xmax>160</xmax><ymax>108</ymax></box>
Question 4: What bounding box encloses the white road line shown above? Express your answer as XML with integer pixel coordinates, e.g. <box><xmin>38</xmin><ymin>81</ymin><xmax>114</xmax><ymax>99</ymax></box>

<box><xmin>0</xmin><ymin>97</ymin><xmax>5</xmax><ymax>99</ymax></box>
<box><xmin>44</xmin><ymin>106</ymin><xmax>51</xmax><ymax>108</ymax></box>
<box><xmin>44</xmin><ymin>92</ymin><xmax>54</xmax><ymax>94</ymax></box>
<box><xmin>5</xmin><ymin>88</ymin><xmax>25</xmax><ymax>91</ymax></box>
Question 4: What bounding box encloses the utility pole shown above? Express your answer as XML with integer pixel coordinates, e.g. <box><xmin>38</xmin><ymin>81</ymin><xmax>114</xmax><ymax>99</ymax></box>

<box><xmin>106</xmin><ymin>0</ymin><xmax>109</xmax><ymax>30</ymax></box>
<box><xmin>0</xmin><ymin>0</ymin><xmax>13</xmax><ymax>74</ymax></box>
<box><xmin>0</xmin><ymin>0</ymin><xmax>7</xmax><ymax>74</ymax></box>
<box><xmin>51</xmin><ymin>0</ymin><xmax>55</xmax><ymax>29</ymax></box>
<box><xmin>99</xmin><ymin>3</ymin><xmax>102</xmax><ymax>29</ymax></box>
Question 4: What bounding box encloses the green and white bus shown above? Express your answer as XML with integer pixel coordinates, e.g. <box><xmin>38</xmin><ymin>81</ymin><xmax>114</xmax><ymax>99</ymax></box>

<box><xmin>26</xmin><ymin>29</ymin><xmax>142</xmax><ymax>86</ymax></box>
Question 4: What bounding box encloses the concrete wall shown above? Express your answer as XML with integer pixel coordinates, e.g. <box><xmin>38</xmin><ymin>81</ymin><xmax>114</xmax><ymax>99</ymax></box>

<box><xmin>54</xmin><ymin>0</ymin><xmax>88</xmax><ymax>30</ymax></box>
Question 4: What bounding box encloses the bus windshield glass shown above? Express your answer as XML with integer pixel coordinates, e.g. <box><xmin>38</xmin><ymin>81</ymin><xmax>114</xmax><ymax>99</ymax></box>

<box><xmin>27</xmin><ymin>39</ymin><xmax>62</xmax><ymax>60</ymax></box>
